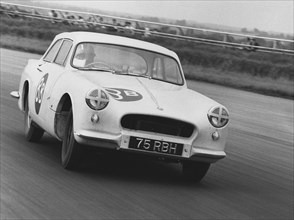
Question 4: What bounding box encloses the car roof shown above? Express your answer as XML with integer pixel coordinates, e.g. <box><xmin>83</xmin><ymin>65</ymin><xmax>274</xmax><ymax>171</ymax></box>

<box><xmin>56</xmin><ymin>31</ymin><xmax>178</xmax><ymax>58</ymax></box>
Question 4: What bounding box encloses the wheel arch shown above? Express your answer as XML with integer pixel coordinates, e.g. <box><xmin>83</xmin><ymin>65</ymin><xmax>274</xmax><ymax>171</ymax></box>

<box><xmin>21</xmin><ymin>80</ymin><xmax>29</xmax><ymax>111</ymax></box>
<box><xmin>54</xmin><ymin>93</ymin><xmax>73</xmax><ymax>140</ymax></box>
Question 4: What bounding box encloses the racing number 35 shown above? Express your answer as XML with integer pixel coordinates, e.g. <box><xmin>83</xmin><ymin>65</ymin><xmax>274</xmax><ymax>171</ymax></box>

<box><xmin>35</xmin><ymin>73</ymin><xmax>49</xmax><ymax>114</ymax></box>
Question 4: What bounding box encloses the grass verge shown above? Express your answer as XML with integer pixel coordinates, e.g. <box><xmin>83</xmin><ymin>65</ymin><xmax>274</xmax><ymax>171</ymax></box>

<box><xmin>0</xmin><ymin>34</ymin><xmax>51</xmax><ymax>54</ymax></box>
<box><xmin>183</xmin><ymin>65</ymin><xmax>293</xmax><ymax>99</ymax></box>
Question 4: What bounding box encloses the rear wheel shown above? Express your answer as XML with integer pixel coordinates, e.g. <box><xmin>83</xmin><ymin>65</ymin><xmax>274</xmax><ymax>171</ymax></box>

<box><xmin>24</xmin><ymin>96</ymin><xmax>44</xmax><ymax>142</ymax></box>
<box><xmin>61</xmin><ymin>109</ymin><xmax>83</xmax><ymax>170</ymax></box>
<box><xmin>182</xmin><ymin>161</ymin><xmax>210</xmax><ymax>182</ymax></box>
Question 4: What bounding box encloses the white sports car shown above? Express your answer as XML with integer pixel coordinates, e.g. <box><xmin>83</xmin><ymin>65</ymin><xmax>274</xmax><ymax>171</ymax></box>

<box><xmin>13</xmin><ymin>32</ymin><xmax>229</xmax><ymax>182</ymax></box>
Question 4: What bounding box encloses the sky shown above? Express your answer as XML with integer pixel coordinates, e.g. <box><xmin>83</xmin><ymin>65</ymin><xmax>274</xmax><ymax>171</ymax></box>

<box><xmin>42</xmin><ymin>1</ymin><xmax>293</xmax><ymax>34</ymax></box>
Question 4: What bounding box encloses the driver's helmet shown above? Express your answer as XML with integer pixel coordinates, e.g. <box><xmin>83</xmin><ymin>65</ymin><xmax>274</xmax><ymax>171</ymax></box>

<box><xmin>73</xmin><ymin>44</ymin><xmax>96</xmax><ymax>67</ymax></box>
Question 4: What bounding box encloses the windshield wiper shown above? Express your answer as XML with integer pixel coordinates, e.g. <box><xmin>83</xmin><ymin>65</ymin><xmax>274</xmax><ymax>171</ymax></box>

<box><xmin>79</xmin><ymin>67</ymin><xmax>116</xmax><ymax>74</ymax></box>
<box><xmin>120</xmin><ymin>72</ymin><xmax>152</xmax><ymax>79</ymax></box>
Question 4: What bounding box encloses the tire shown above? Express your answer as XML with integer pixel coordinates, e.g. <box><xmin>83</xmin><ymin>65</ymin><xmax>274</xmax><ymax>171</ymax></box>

<box><xmin>61</xmin><ymin>109</ymin><xmax>83</xmax><ymax>170</ymax></box>
<box><xmin>182</xmin><ymin>161</ymin><xmax>210</xmax><ymax>182</ymax></box>
<box><xmin>24</xmin><ymin>96</ymin><xmax>44</xmax><ymax>142</ymax></box>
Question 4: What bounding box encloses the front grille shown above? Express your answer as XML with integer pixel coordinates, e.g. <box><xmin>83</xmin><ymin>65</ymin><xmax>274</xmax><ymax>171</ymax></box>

<box><xmin>121</xmin><ymin>114</ymin><xmax>194</xmax><ymax>138</ymax></box>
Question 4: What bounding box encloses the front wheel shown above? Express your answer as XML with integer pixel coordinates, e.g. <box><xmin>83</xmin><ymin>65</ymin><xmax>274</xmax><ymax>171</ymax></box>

<box><xmin>61</xmin><ymin>109</ymin><xmax>83</xmax><ymax>170</ymax></box>
<box><xmin>182</xmin><ymin>161</ymin><xmax>210</xmax><ymax>182</ymax></box>
<box><xmin>24</xmin><ymin>96</ymin><xmax>44</xmax><ymax>142</ymax></box>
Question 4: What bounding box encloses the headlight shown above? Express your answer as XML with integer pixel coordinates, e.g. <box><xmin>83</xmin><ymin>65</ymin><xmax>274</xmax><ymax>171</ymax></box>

<box><xmin>85</xmin><ymin>89</ymin><xmax>109</xmax><ymax>110</ymax></box>
<box><xmin>207</xmin><ymin>106</ymin><xmax>229</xmax><ymax>128</ymax></box>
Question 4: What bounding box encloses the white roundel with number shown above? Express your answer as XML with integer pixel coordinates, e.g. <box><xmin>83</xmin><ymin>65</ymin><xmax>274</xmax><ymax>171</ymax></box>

<box><xmin>105</xmin><ymin>88</ymin><xmax>143</xmax><ymax>102</ymax></box>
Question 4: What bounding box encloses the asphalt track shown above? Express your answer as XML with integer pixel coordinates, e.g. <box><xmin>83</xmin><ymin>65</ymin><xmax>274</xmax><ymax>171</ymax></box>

<box><xmin>1</xmin><ymin>48</ymin><xmax>293</xmax><ymax>220</ymax></box>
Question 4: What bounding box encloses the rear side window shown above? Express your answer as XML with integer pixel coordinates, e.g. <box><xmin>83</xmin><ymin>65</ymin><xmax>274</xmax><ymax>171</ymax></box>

<box><xmin>54</xmin><ymin>40</ymin><xmax>72</xmax><ymax>65</ymax></box>
<box><xmin>43</xmin><ymin>39</ymin><xmax>62</xmax><ymax>62</ymax></box>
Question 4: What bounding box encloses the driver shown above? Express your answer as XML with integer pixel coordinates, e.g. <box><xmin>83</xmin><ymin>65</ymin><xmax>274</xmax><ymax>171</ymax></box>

<box><xmin>73</xmin><ymin>44</ymin><xmax>96</xmax><ymax>67</ymax></box>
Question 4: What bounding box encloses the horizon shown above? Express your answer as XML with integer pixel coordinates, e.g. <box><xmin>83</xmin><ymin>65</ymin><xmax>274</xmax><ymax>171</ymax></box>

<box><xmin>50</xmin><ymin>0</ymin><xmax>293</xmax><ymax>35</ymax></box>
<box><xmin>4</xmin><ymin>0</ymin><xmax>294</xmax><ymax>35</ymax></box>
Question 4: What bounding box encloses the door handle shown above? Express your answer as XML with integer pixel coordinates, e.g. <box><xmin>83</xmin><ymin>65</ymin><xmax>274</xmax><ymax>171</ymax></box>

<box><xmin>37</xmin><ymin>62</ymin><xmax>46</xmax><ymax>72</ymax></box>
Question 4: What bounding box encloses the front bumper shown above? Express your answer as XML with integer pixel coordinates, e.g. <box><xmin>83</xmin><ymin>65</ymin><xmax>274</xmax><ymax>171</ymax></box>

<box><xmin>74</xmin><ymin>129</ymin><xmax>226</xmax><ymax>163</ymax></box>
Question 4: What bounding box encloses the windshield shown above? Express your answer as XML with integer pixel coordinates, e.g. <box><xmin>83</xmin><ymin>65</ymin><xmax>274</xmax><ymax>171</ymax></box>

<box><xmin>72</xmin><ymin>43</ymin><xmax>184</xmax><ymax>85</ymax></box>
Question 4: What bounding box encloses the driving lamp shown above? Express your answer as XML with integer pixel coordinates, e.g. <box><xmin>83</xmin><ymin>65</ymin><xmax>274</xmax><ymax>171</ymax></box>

<box><xmin>91</xmin><ymin>114</ymin><xmax>100</xmax><ymax>123</ymax></box>
<box><xmin>212</xmin><ymin>131</ymin><xmax>220</xmax><ymax>141</ymax></box>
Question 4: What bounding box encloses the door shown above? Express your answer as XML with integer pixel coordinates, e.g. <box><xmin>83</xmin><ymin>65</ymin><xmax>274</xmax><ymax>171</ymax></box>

<box><xmin>32</xmin><ymin>38</ymin><xmax>73</xmax><ymax>133</ymax></box>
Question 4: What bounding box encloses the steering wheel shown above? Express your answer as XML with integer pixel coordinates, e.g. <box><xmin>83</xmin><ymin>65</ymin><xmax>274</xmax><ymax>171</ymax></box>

<box><xmin>84</xmin><ymin>61</ymin><xmax>112</xmax><ymax>70</ymax></box>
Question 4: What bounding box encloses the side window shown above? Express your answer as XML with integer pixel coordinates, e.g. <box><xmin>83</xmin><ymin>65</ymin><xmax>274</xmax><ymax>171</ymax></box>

<box><xmin>54</xmin><ymin>40</ymin><xmax>73</xmax><ymax>65</ymax></box>
<box><xmin>43</xmin><ymin>39</ymin><xmax>62</xmax><ymax>62</ymax></box>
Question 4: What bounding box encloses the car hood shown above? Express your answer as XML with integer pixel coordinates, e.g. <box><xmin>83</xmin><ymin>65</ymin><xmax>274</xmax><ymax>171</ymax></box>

<box><xmin>78</xmin><ymin>71</ymin><xmax>220</xmax><ymax>123</ymax></box>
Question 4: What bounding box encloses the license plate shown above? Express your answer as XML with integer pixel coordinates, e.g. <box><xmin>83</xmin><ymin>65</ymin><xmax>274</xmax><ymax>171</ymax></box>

<box><xmin>129</xmin><ymin>136</ymin><xmax>183</xmax><ymax>156</ymax></box>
